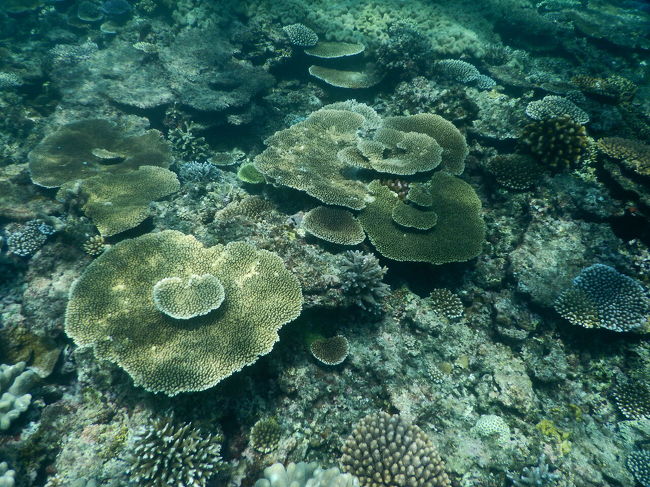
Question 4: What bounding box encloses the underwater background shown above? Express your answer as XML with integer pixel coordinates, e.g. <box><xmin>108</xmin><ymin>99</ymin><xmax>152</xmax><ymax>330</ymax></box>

<box><xmin>0</xmin><ymin>0</ymin><xmax>649</xmax><ymax>486</ymax></box>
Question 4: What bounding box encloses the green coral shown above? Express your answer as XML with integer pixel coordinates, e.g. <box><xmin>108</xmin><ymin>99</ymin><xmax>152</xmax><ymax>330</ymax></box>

<box><xmin>153</xmin><ymin>274</ymin><xmax>225</xmax><ymax>320</ymax></box>
<box><xmin>65</xmin><ymin>230</ymin><xmax>303</xmax><ymax>395</ymax></box>
<box><xmin>302</xmin><ymin>206</ymin><xmax>365</xmax><ymax>245</ymax></box>
<box><xmin>58</xmin><ymin>165</ymin><xmax>180</xmax><ymax>237</ymax></box>
<box><xmin>358</xmin><ymin>173</ymin><xmax>485</xmax><ymax>265</ymax></box>
<box><xmin>391</xmin><ymin>201</ymin><xmax>438</xmax><ymax>230</ymax></box>
<box><xmin>29</xmin><ymin>119</ymin><xmax>171</xmax><ymax>189</ymax></box>
<box><xmin>237</xmin><ymin>163</ymin><xmax>266</xmax><ymax>184</ymax></box>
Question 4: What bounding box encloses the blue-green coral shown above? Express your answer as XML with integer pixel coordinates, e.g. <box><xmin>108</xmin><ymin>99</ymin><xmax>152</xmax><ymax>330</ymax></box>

<box><xmin>0</xmin><ymin>362</ymin><xmax>37</xmax><ymax>431</ymax></box>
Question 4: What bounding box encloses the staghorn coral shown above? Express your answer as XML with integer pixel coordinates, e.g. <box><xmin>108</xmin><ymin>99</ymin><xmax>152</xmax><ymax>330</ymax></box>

<box><xmin>177</xmin><ymin>161</ymin><xmax>221</xmax><ymax>183</ymax></box>
<box><xmin>254</xmin><ymin>462</ymin><xmax>359</xmax><ymax>487</ymax></box>
<box><xmin>302</xmin><ymin>207</ymin><xmax>366</xmax><ymax>246</ymax></box>
<box><xmin>627</xmin><ymin>449</ymin><xmax>650</xmax><ymax>487</ymax></box>
<box><xmin>525</xmin><ymin>96</ymin><xmax>589</xmax><ymax>124</ymax></box>
<box><xmin>127</xmin><ymin>415</ymin><xmax>223</xmax><ymax>487</ymax></box>
<box><xmin>339</xmin><ymin>250</ymin><xmax>390</xmax><ymax>312</ymax></box>
<box><xmin>0</xmin><ymin>362</ymin><xmax>37</xmax><ymax>431</ymax></box>
<box><xmin>309</xmin><ymin>336</ymin><xmax>349</xmax><ymax>365</ymax></box>
<box><xmin>340</xmin><ymin>412</ymin><xmax>451</xmax><ymax>487</ymax></box>
<box><xmin>358</xmin><ymin>173</ymin><xmax>485</xmax><ymax>265</ymax></box>
<box><xmin>65</xmin><ymin>230</ymin><xmax>303</xmax><ymax>395</ymax></box>
<box><xmin>554</xmin><ymin>264</ymin><xmax>650</xmax><ymax>332</ymax></box>
<box><xmin>283</xmin><ymin>23</ymin><xmax>319</xmax><ymax>47</ymax></box>
<box><xmin>28</xmin><ymin>119</ymin><xmax>171</xmax><ymax>189</ymax></box>
<box><xmin>521</xmin><ymin>115</ymin><xmax>587</xmax><ymax>172</ymax></box>
<box><xmin>250</xmin><ymin>417</ymin><xmax>282</xmax><ymax>453</ymax></box>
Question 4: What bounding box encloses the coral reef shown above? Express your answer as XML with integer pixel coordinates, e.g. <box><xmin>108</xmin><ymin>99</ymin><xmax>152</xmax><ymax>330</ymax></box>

<box><xmin>309</xmin><ymin>336</ymin><xmax>349</xmax><ymax>366</ymax></box>
<box><xmin>521</xmin><ymin>115</ymin><xmax>588</xmax><ymax>172</ymax></box>
<box><xmin>627</xmin><ymin>449</ymin><xmax>650</xmax><ymax>487</ymax></box>
<box><xmin>507</xmin><ymin>454</ymin><xmax>560</xmax><ymax>486</ymax></box>
<box><xmin>250</xmin><ymin>417</ymin><xmax>282</xmax><ymax>453</ymax></box>
<box><xmin>0</xmin><ymin>361</ymin><xmax>37</xmax><ymax>431</ymax></box>
<box><xmin>254</xmin><ymin>462</ymin><xmax>358</xmax><ymax>487</ymax></box>
<box><xmin>0</xmin><ymin>463</ymin><xmax>15</xmax><ymax>487</ymax></box>
<box><xmin>302</xmin><ymin>207</ymin><xmax>366</xmax><ymax>246</ymax></box>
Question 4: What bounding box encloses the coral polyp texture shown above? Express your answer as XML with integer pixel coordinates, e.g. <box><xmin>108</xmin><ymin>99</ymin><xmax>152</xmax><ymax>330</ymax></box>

<box><xmin>310</xmin><ymin>336</ymin><xmax>350</xmax><ymax>365</ymax></box>
<box><xmin>429</xmin><ymin>289</ymin><xmax>464</xmax><ymax>319</ymax></box>
<box><xmin>597</xmin><ymin>137</ymin><xmax>650</xmax><ymax>177</ymax></box>
<box><xmin>255</xmin><ymin>462</ymin><xmax>359</xmax><ymax>487</ymax></box>
<box><xmin>64</xmin><ymin>230</ymin><xmax>303</xmax><ymax>395</ymax></box>
<box><xmin>612</xmin><ymin>380</ymin><xmax>650</xmax><ymax>420</ymax></box>
<box><xmin>627</xmin><ymin>449</ymin><xmax>650</xmax><ymax>487</ymax></box>
<box><xmin>28</xmin><ymin>119</ymin><xmax>171</xmax><ymax>189</ymax></box>
<box><xmin>525</xmin><ymin>95</ymin><xmax>590</xmax><ymax>124</ymax></box>
<box><xmin>127</xmin><ymin>416</ymin><xmax>223</xmax><ymax>487</ymax></box>
<box><xmin>302</xmin><ymin>206</ymin><xmax>366</xmax><ymax>246</ymax></box>
<box><xmin>340</xmin><ymin>412</ymin><xmax>451</xmax><ymax>487</ymax></box>
<box><xmin>358</xmin><ymin>173</ymin><xmax>485</xmax><ymax>265</ymax></box>
<box><xmin>554</xmin><ymin>264</ymin><xmax>650</xmax><ymax>332</ymax></box>
<box><xmin>486</xmin><ymin>154</ymin><xmax>545</xmax><ymax>190</ymax></box>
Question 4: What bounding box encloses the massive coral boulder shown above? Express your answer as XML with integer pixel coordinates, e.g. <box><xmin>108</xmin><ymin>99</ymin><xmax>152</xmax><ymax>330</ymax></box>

<box><xmin>65</xmin><ymin>231</ymin><xmax>303</xmax><ymax>395</ymax></box>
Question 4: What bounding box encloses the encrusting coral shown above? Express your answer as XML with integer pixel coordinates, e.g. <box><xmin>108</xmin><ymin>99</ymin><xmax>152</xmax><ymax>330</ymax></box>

<box><xmin>65</xmin><ymin>230</ymin><xmax>303</xmax><ymax>395</ymax></box>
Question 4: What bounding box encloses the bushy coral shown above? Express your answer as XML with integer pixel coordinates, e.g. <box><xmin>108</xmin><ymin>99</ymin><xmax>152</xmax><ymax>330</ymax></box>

<box><xmin>250</xmin><ymin>417</ymin><xmax>282</xmax><ymax>453</ymax></box>
<box><xmin>310</xmin><ymin>336</ymin><xmax>349</xmax><ymax>365</ymax></box>
<box><xmin>339</xmin><ymin>250</ymin><xmax>390</xmax><ymax>312</ymax></box>
<box><xmin>302</xmin><ymin>207</ymin><xmax>365</xmax><ymax>246</ymax></box>
<box><xmin>254</xmin><ymin>462</ymin><xmax>358</xmax><ymax>487</ymax></box>
<box><xmin>376</xmin><ymin>22</ymin><xmax>433</xmax><ymax>78</ymax></box>
<box><xmin>554</xmin><ymin>264</ymin><xmax>649</xmax><ymax>332</ymax></box>
<box><xmin>0</xmin><ymin>362</ymin><xmax>37</xmax><ymax>431</ymax></box>
<box><xmin>429</xmin><ymin>289</ymin><xmax>464</xmax><ymax>319</ymax></box>
<box><xmin>340</xmin><ymin>412</ymin><xmax>451</xmax><ymax>487</ymax></box>
<box><xmin>521</xmin><ymin>115</ymin><xmax>587</xmax><ymax>172</ymax></box>
<box><xmin>82</xmin><ymin>235</ymin><xmax>107</xmax><ymax>257</ymax></box>
<box><xmin>177</xmin><ymin>161</ymin><xmax>221</xmax><ymax>183</ymax></box>
<box><xmin>65</xmin><ymin>230</ymin><xmax>303</xmax><ymax>395</ymax></box>
<box><xmin>127</xmin><ymin>416</ymin><xmax>223</xmax><ymax>487</ymax></box>
<box><xmin>5</xmin><ymin>220</ymin><xmax>54</xmax><ymax>257</ymax></box>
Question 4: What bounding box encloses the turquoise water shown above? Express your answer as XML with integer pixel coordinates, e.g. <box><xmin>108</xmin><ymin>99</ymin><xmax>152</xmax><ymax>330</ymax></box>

<box><xmin>0</xmin><ymin>1</ymin><xmax>649</xmax><ymax>486</ymax></box>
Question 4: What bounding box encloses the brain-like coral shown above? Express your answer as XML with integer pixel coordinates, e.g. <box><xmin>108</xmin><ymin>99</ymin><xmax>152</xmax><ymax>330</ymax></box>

<box><xmin>65</xmin><ymin>230</ymin><xmax>303</xmax><ymax>395</ymax></box>
<box><xmin>554</xmin><ymin>264</ymin><xmax>649</xmax><ymax>332</ymax></box>
<box><xmin>255</xmin><ymin>462</ymin><xmax>359</xmax><ymax>487</ymax></box>
<box><xmin>340</xmin><ymin>412</ymin><xmax>451</xmax><ymax>487</ymax></box>
<box><xmin>358</xmin><ymin>173</ymin><xmax>485</xmax><ymax>265</ymax></box>
<box><xmin>128</xmin><ymin>416</ymin><xmax>223</xmax><ymax>487</ymax></box>
<box><xmin>310</xmin><ymin>336</ymin><xmax>349</xmax><ymax>365</ymax></box>
<box><xmin>302</xmin><ymin>207</ymin><xmax>366</xmax><ymax>246</ymax></box>
<box><xmin>28</xmin><ymin>119</ymin><xmax>171</xmax><ymax>189</ymax></box>
<box><xmin>153</xmin><ymin>274</ymin><xmax>225</xmax><ymax>320</ymax></box>
<box><xmin>521</xmin><ymin>115</ymin><xmax>587</xmax><ymax>172</ymax></box>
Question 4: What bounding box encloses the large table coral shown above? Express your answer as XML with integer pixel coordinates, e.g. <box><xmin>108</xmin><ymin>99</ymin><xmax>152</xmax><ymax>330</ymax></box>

<box><xmin>65</xmin><ymin>230</ymin><xmax>303</xmax><ymax>395</ymax></box>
